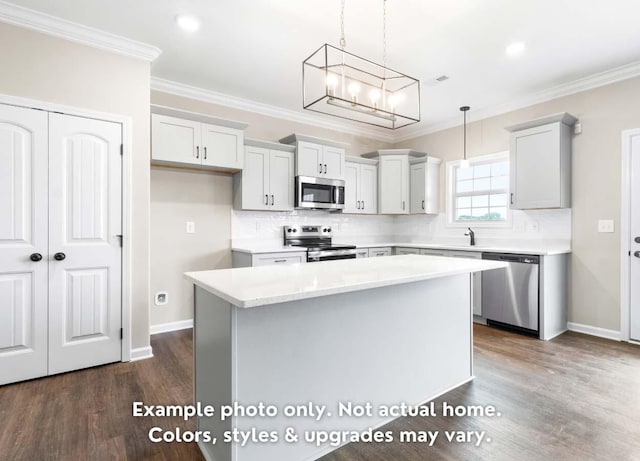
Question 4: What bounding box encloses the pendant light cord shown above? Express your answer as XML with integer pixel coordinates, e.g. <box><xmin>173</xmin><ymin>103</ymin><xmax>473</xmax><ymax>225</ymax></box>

<box><xmin>340</xmin><ymin>0</ymin><xmax>346</xmax><ymax>50</ymax></box>
<box><xmin>383</xmin><ymin>0</ymin><xmax>387</xmax><ymax>68</ymax></box>
<box><xmin>460</xmin><ymin>106</ymin><xmax>470</xmax><ymax>161</ymax></box>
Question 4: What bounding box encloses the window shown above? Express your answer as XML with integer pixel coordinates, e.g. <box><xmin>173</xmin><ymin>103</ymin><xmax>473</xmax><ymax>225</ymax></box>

<box><xmin>447</xmin><ymin>152</ymin><xmax>510</xmax><ymax>226</ymax></box>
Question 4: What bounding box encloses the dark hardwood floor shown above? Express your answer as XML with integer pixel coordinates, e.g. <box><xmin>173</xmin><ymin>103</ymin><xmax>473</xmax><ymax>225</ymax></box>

<box><xmin>1</xmin><ymin>325</ymin><xmax>639</xmax><ymax>460</ymax></box>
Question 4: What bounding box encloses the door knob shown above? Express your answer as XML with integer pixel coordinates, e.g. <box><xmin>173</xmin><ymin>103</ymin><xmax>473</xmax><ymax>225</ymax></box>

<box><xmin>30</xmin><ymin>253</ymin><xmax>43</xmax><ymax>262</ymax></box>
<box><xmin>635</xmin><ymin>237</ymin><xmax>640</xmax><ymax>243</ymax></box>
<box><xmin>54</xmin><ymin>252</ymin><xmax>66</xmax><ymax>261</ymax></box>
<box><xmin>634</xmin><ymin>251</ymin><xmax>640</xmax><ymax>258</ymax></box>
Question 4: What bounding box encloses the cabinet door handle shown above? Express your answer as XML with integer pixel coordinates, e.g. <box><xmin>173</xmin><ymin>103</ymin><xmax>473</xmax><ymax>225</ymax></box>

<box><xmin>319</xmin><ymin>163</ymin><xmax>323</xmax><ymax>173</ymax></box>
<box><xmin>324</xmin><ymin>163</ymin><xmax>327</xmax><ymax>174</ymax></box>
<box><xmin>196</xmin><ymin>146</ymin><xmax>200</xmax><ymax>159</ymax></box>
<box><xmin>510</xmin><ymin>193</ymin><xmax>514</xmax><ymax>205</ymax></box>
<box><xmin>361</xmin><ymin>200</ymin><xmax>364</xmax><ymax>210</ymax></box>
<box><xmin>271</xmin><ymin>195</ymin><xmax>274</xmax><ymax>206</ymax></box>
<box><xmin>204</xmin><ymin>146</ymin><xmax>207</xmax><ymax>160</ymax></box>
<box><xmin>422</xmin><ymin>199</ymin><xmax>425</xmax><ymax>210</ymax></box>
<box><xmin>265</xmin><ymin>194</ymin><xmax>269</xmax><ymax>205</ymax></box>
<box><xmin>402</xmin><ymin>201</ymin><xmax>405</xmax><ymax>210</ymax></box>
<box><xmin>356</xmin><ymin>201</ymin><xmax>360</xmax><ymax>209</ymax></box>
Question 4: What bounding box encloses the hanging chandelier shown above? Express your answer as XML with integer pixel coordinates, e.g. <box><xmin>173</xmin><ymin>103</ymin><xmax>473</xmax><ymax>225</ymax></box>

<box><xmin>302</xmin><ymin>0</ymin><xmax>420</xmax><ymax>129</ymax></box>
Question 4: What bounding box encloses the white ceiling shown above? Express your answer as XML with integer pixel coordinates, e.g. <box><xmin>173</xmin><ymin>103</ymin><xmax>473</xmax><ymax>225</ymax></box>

<box><xmin>6</xmin><ymin>0</ymin><xmax>640</xmax><ymax>139</ymax></box>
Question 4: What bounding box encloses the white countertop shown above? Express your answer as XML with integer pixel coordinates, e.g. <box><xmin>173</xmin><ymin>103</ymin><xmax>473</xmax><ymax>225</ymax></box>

<box><xmin>185</xmin><ymin>255</ymin><xmax>507</xmax><ymax>308</ymax></box>
<box><xmin>232</xmin><ymin>241</ymin><xmax>571</xmax><ymax>256</ymax></box>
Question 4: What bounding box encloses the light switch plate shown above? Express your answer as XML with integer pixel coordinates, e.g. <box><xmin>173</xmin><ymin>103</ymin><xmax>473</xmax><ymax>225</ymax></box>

<box><xmin>186</xmin><ymin>221</ymin><xmax>195</xmax><ymax>234</ymax></box>
<box><xmin>598</xmin><ymin>219</ymin><xmax>614</xmax><ymax>233</ymax></box>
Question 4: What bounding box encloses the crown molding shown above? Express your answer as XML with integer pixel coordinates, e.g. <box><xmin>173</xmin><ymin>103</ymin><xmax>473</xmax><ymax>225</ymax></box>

<box><xmin>394</xmin><ymin>59</ymin><xmax>640</xmax><ymax>143</ymax></box>
<box><xmin>0</xmin><ymin>0</ymin><xmax>161</xmax><ymax>61</ymax></box>
<box><xmin>150</xmin><ymin>77</ymin><xmax>395</xmax><ymax>143</ymax></box>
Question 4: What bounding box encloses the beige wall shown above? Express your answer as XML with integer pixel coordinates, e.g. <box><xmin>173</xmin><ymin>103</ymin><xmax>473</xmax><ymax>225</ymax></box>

<box><xmin>0</xmin><ymin>23</ymin><xmax>151</xmax><ymax>349</ymax></box>
<box><xmin>149</xmin><ymin>90</ymin><xmax>391</xmax><ymax>326</ymax></box>
<box><xmin>150</xmin><ymin>167</ymin><xmax>231</xmax><ymax>325</ymax></box>
<box><xmin>395</xmin><ymin>76</ymin><xmax>640</xmax><ymax>331</ymax></box>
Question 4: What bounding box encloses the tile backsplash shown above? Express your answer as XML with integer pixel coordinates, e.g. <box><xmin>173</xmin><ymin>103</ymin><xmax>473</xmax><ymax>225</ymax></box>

<box><xmin>232</xmin><ymin>208</ymin><xmax>571</xmax><ymax>247</ymax></box>
<box><xmin>232</xmin><ymin>210</ymin><xmax>395</xmax><ymax>245</ymax></box>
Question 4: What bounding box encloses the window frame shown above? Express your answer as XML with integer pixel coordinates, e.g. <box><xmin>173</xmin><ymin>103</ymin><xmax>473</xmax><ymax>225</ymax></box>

<box><xmin>446</xmin><ymin>151</ymin><xmax>512</xmax><ymax>228</ymax></box>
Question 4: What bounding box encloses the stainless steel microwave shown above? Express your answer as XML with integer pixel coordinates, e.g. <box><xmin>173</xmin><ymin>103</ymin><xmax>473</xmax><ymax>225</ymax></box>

<box><xmin>295</xmin><ymin>176</ymin><xmax>345</xmax><ymax>210</ymax></box>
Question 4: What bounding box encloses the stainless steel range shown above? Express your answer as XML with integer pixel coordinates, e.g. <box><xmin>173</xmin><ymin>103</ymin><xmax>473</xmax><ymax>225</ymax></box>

<box><xmin>284</xmin><ymin>225</ymin><xmax>356</xmax><ymax>262</ymax></box>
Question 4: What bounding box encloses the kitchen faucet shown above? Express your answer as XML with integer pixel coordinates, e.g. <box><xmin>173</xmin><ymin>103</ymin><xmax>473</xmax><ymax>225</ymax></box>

<box><xmin>465</xmin><ymin>227</ymin><xmax>476</xmax><ymax>246</ymax></box>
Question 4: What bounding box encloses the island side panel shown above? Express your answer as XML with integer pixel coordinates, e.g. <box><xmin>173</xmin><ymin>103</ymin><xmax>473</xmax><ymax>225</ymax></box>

<box><xmin>232</xmin><ymin>274</ymin><xmax>472</xmax><ymax>461</ymax></box>
<box><xmin>195</xmin><ymin>286</ymin><xmax>233</xmax><ymax>461</ymax></box>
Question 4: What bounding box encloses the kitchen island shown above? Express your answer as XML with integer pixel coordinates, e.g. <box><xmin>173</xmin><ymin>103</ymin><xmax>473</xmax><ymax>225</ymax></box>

<box><xmin>185</xmin><ymin>255</ymin><xmax>506</xmax><ymax>461</ymax></box>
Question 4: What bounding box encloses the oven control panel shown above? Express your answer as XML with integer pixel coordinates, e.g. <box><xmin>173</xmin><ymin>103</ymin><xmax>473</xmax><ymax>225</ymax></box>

<box><xmin>284</xmin><ymin>225</ymin><xmax>332</xmax><ymax>237</ymax></box>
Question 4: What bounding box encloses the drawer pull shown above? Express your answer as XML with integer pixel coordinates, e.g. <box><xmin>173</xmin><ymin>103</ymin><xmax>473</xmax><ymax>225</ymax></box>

<box><xmin>274</xmin><ymin>259</ymin><xmax>287</xmax><ymax>263</ymax></box>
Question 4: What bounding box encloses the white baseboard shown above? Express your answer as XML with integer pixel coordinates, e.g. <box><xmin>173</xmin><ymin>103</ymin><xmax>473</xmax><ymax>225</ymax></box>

<box><xmin>130</xmin><ymin>346</ymin><xmax>154</xmax><ymax>361</ymax></box>
<box><xmin>150</xmin><ymin>318</ymin><xmax>194</xmax><ymax>335</ymax></box>
<box><xmin>567</xmin><ymin>322</ymin><xmax>621</xmax><ymax>341</ymax></box>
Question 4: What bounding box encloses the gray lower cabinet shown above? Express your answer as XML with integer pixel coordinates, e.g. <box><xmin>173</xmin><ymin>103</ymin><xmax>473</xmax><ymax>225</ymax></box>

<box><xmin>395</xmin><ymin>247</ymin><xmax>421</xmax><ymax>255</ymax></box>
<box><xmin>396</xmin><ymin>247</ymin><xmax>483</xmax><ymax>316</ymax></box>
<box><xmin>232</xmin><ymin>251</ymin><xmax>307</xmax><ymax>268</ymax></box>
<box><xmin>448</xmin><ymin>251</ymin><xmax>483</xmax><ymax>317</ymax></box>
<box><xmin>368</xmin><ymin>247</ymin><xmax>392</xmax><ymax>257</ymax></box>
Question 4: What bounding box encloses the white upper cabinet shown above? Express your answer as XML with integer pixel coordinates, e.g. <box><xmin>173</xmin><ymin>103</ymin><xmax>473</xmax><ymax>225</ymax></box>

<box><xmin>506</xmin><ymin>113</ymin><xmax>576</xmax><ymax>209</ymax></box>
<box><xmin>151</xmin><ymin>107</ymin><xmax>248</xmax><ymax>171</ymax></box>
<box><xmin>363</xmin><ymin>149</ymin><xmax>428</xmax><ymax>214</ymax></box>
<box><xmin>151</xmin><ymin>115</ymin><xmax>201</xmax><ymax>166</ymax></box>
<box><xmin>280</xmin><ymin>134</ymin><xmax>346</xmax><ymax>180</ymax></box>
<box><xmin>410</xmin><ymin>157</ymin><xmax>441</xmax><ymax>214</ymax></box>
<box><xmin>234</xmin><ymin>140</ymin><xmax>295</xmax><ymax>211</ymax></box>
<box><xmin>344</xmin><ymin>156</ymin><xmax>378</xmax><ymax>214</ymax></box>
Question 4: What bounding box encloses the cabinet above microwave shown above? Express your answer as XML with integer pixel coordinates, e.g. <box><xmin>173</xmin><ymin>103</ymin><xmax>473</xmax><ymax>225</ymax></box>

<box><xmin>280</xmin><ymin>134</ymin><xmax>347</xmax><ymax>181</ymax></box>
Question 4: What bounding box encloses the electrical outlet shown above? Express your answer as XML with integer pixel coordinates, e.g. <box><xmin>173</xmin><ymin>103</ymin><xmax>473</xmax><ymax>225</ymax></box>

<box><xmin>527</xmin><ymin>221</ymin><xmax>539</xmax><ymax>233</ymax></box>
<box><xmin>574</xmin><ymin>123</ymin><xmax>582</xmax><ymax>135</ymax></box>
<box><xmin>598</xmin><ymin>219</ymin><xmax>614</xmax><ymax>233</ymax></box>
<box><xmin>186</xmin><ymin>221</ymin><xmax>195</xmax><ymax>233</ymax></box>
<box><xmin>155</xmin><ymin>292</ymin><xmax>168</xmax><ymax>306</ymax></box>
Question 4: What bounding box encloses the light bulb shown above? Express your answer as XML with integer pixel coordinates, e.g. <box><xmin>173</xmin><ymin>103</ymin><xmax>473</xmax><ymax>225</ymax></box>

<box><xmin>369</xmin><ymin>89</ymin><xmax>381</xmax><ymax>108</ymax></box>
<box><xmin>175</xmin><ymin>15</ymin><xmax>200</xmax><ymax>32</ymax></box>
<box><xmin>348</xmin><ymin>82</ymin><xmax>360</xmax><ymax>103</ymax></box>
<box><xmin>326</xmin><ymin>74</ymin><xmax>338</xmax><ymax>97</ymax></box>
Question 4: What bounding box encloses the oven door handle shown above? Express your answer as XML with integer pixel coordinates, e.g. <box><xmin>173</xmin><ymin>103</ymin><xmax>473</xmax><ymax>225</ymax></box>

<box><xmin>307</xmin><ymin>249</ymin><xmax>357</xmax><ymax>258</ymax></box>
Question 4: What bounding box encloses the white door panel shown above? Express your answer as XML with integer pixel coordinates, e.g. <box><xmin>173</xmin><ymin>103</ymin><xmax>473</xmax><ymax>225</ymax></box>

<box><xmin>360</xmin><ymin>164</ymin><xmax>377</xmax><ymax>214</ymax></box>
<box><xmin>48</xmin><ymin>113</ymin><xmax>122</xmax><ymax>375</ymax></box>
<box><xmin>630</xmin><ymin>134</ymin><xmax>640</xmax><ymax>341</ymax></box>
<box><xmin>344</xmin><ymin>163</ymin><xmax>359</xmax><ymax>213</ymax></box>
<box><xmin>0</xmin><ymin>104</ymin><xmax>48</xmax><ymax>385</ymax></box>
<box><xmin>269</xmin><ymin>150</ymin><xmax>294</xmax><ymax>211</ymax></box>
<box><xmin>201</xmin><ymin>123</ymin><xmax>243</xmax><ymax>169</ymax></box>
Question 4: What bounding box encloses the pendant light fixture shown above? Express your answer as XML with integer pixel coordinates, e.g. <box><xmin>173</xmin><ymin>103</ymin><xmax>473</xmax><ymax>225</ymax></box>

<box><xmin>302</xmin><ymin>0</ymin><xmax>420</xmax><ymax>129</ymax></box>
<box><xmin>459</xmin><ymin>106</ymin><xmax>470</xmax><ymax>168</ymax></box>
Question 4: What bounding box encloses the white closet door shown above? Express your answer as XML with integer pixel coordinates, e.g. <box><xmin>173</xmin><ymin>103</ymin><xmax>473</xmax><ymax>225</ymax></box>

<box><xmin>0</xmin><ymin>104</ymin><xmax>48</xmax><ymax>385</ymax></box>
<box><xmin>48</xmin><ymin>113</ymin><xmax>122</xmax><ymax>374</ymax></box>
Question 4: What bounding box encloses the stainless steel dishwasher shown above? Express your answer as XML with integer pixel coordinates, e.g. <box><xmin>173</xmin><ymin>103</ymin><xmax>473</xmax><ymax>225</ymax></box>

<box><xmin>481</xmin><ymin>253</ymin><xmax>539</xmax><ymax>337</ymax></box>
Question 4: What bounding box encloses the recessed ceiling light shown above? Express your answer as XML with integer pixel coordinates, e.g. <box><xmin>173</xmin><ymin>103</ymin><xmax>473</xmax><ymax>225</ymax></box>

<box><xmin>176</xmin><ymin>14</ymin><xmax>200</xmax><ymax>32</ymax></box>
<box><xmin>505</xmin><ymin>41</ymin><xmax>526</xmax><ymax>57</ymax></box>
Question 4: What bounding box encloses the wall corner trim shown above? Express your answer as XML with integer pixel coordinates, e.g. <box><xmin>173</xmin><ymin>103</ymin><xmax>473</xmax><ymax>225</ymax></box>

<box><xmin>567</xmin><ymin>322</ymin><xmax>621</xmax><ymax>341</ymax></box>
<box><xmin>130</xmin><ymin>346</ymin><xmax>154</xmax><ymax>361</ymax></box>
<box><xmin>0</xmin><ymin>0</ymin><xmax>162</xmax><ymax>61</ymax></box>
<box><xmin>150</xmin><ymin>319</ymin><xmax>194</xmax><ymax>335</ymax></box>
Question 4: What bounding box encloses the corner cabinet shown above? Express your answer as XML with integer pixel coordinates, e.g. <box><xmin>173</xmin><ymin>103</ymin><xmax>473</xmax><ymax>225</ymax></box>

<box><xmin>233</xmin><ymin>139</ymin><xmax>295</xmax><ymax>211</ymax></box>
<box><xmin>506</xmin><ymin>112</ymin><xmax>577</xmax><ymax>209</ymax></box>
<box><xmin>344</xmin><ymin>156</ymin><xmax>378</xmax><ymax>214</ymax></box>
<box><xmin>279</xmin><ymin>134</ymin><xmax>347</xmax><ymax>180</ymax></box>
<box><xmin>363</xmin><ymin>149</ymin><xmax>433</xmax><ymax>215</ymax></box>
<box><xmin>151</xmin><ymin>106</ymin><xmax>248</xmax><ymax>171</ymax></box>
<box><xmin>409</xmin><ymin>157</ymin><xmax>441</xmax><ymax>214</ymax></box>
